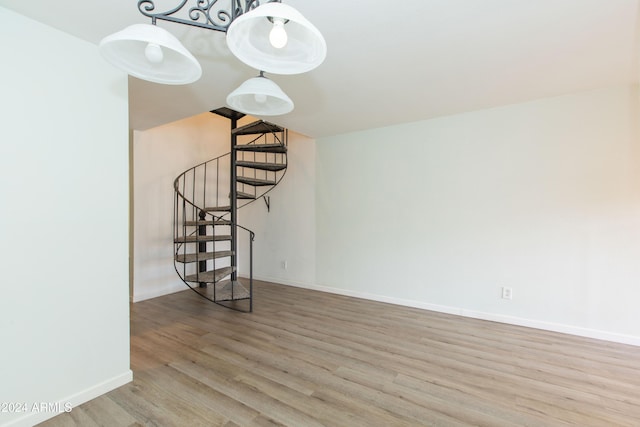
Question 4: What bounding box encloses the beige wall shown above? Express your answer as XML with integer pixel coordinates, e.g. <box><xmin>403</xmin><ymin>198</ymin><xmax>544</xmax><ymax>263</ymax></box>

<box><xmin>132</xmin><ymin>112</ymin><xmax>232</xmax><ymax>301</ymax></box>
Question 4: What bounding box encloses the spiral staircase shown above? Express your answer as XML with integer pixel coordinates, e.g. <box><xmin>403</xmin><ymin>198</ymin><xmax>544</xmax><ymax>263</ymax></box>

<box><xmin>173</xmin><ymin>107</ymin><xmax>287</xmax><ymax>312</ymax></box>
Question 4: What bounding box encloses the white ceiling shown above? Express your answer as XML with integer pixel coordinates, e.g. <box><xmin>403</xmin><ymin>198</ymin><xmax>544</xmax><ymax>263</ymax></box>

<box><xmin>2</xmin><ymin>0</ymin><xmax>639</xmax><ymax>138</ymax></box>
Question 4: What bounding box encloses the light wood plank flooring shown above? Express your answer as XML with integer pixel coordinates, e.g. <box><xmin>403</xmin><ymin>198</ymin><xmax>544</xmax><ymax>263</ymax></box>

<box><xmin>40</xmin><ymin>280</ymin><xmax>640</xmax><ymax>426</ymax></box>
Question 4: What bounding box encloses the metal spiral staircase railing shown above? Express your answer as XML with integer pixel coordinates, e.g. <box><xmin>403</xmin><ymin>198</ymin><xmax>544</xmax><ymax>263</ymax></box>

<box><xmin>173</xmin><ymin>107</ymin><xmax>287</xmax><ymax>312</ymax></box>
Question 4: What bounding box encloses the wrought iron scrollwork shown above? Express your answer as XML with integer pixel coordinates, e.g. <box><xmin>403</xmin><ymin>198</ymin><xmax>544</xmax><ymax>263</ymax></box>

<box><xmin>137</xmin><ymin>0</ymin><xmax>280</xmax><ymax>32</ymax></box>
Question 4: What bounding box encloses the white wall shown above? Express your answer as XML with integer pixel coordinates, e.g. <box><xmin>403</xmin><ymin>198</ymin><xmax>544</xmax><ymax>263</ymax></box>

<box><xmin>0</xmin><ymin>7</ymin><xmax>131</xmax><ymax>427</ymax></box>
<box><xmin>315</xmin><ymin>85</ymin><xmax>640</xmax><ymax>345</ymax></box>
<box><xmin>133</xmin><ymin>113</ymin><xmax>317</xmax><ymax>301</ymax></box>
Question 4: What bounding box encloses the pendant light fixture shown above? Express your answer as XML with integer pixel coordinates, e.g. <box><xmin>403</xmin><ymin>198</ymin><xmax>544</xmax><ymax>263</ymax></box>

<box><xmin>99</xmin><ymin>1</ymin><xmax>326</xmax><ymax>115</ymax></box>
<box><xmin>226</xmin><ymin>72</ymin><xmax>293</xmax><ymax>116</ymax></box>
<box><xmin>99</xmin><ymin>24</ymin><xmax>201</xmax><ymax>85</ymax></box>
<box><xmin>226</xmin><ymin>2</ymin><xmax>327</xmax><ymax>75</ymax></box>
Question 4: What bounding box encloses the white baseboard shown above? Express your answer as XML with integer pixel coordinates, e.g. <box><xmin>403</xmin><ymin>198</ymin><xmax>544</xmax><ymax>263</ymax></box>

<box><xmin>251</xmin><ymin>274</ymin><xmax>318</xmax><ymax>292</ymax></box>
<box><xmin>132</xmin><ymin>274</ymin><xmax>640</xmax><ymax>347</ymax></box>
<box><xmin>132</xmin><ymin>283</ymin><xmax>186</xmax><ymax>302</ymax></box>
<box><xmin>2</xmin><ymin>370</ymin><xmax>133</xmax><ymax>427</ymax></box>
<box><xmin>252</xmin><ymin>276</ymin><xmax>640</xmax><ymax>347</ymax></box>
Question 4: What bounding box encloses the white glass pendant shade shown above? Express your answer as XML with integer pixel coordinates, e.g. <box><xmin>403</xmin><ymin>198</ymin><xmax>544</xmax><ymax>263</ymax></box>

<box><xmin>99</xmin><ymin>24</ymin><xmax>202</xmax><ymax>85</ymax></box>
<box><xmin>226</xmin><ymin>75</ymin><xmax>293</xmax><ymax>116</ymax></box>
<box><xmin>226</xmin><ymin>3</ymin><xmax>327</xmax><ymax>75</ymax></box>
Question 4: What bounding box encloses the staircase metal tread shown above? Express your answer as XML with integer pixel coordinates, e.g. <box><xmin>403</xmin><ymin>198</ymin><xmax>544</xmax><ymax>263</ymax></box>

<box><xmin>175</xmin><ymin>250</ymin><xmax>234</xmax><ymax>263</ymax></box>
<box><xmin>211</xmin><ymin>279</ymin><xmax>251</xmax><ymax>301</ymax></box>
<box><xmin>237</xmin><ymin>191</ymin><xmax>256</xmax><ymax>199</ymax></box>
<box><xmin>236</xmin><ymin>161</ymin><xmax>287</xmax><ymax>171</ymax></box>
<box><xmin>211</xmin><ymin>107</ymin><xmax>246</xmax><ymax>121</ymax></box>
<box><xmin>184</xmin><ymin>266</ymin><xmax>235</xmax><ymax>283</ymax></box>
<box><xmin>235</xmin><ymin>143</ymin><xmax>287</xmax><ymax>153</ymax></box>
<box><xmin>184</xmin><ymin>219</ymin><xmax>232</xmax><ymax>226</ymax></box>
<box><xmin>204</xmin><ymin>206</ymin><xmax>231</xmax><ymax>212</ymax></box>
<box><xmin>174</xmin><ymin>235</ymin><xmax>232</xmax><ymax>243</ymax></box>
<box><xmin>232</xmin><ymin>120</ymin><xmax>283</xmax><ymax>136</ymax></box>
<box><xmin>237</xmin><ymin>177</ymin><xmax>277</xmax><ymax>186</ymax></box>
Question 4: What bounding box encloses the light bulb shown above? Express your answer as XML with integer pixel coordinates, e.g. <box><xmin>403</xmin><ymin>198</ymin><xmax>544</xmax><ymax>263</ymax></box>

<box><xmin>144</xmin><ymin>43</ymin><xmax>163</xmax><ymax>64</ymax></box>
<box><xmin>254</xmin><ymin>93</ymin><xmax>267</xmax><ymax>104</ymax></box>
<box><xmin>269</xmin><ymin>18</ymin><xmax>287</xmax><ymax>49</ymax></box>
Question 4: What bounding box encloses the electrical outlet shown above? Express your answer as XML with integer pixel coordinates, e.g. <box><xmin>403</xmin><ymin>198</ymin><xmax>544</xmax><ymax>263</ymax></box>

<box><xmin>501</xmin><ymin>286</ymin><xmax>513</xmax><ymax>300</ymax></box>
<box><xmin>281</xmin><ymin>260</ymin><xmax>288</xmax><ymax>270</ymax></box>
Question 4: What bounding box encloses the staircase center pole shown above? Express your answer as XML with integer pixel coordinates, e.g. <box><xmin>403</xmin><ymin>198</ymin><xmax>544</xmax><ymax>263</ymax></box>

<box><xmin>198</xmin><ymin>209</ymin><xmax>207</xmax><ymax>288</ymax></box>
<box><xmin>230</xmin><ymin>116</ymin><xmax>238</xmax><ymax>282</ymax></box>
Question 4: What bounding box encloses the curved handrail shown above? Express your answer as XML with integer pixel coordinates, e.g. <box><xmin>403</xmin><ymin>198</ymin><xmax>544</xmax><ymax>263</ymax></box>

<box><xmin>173</xmin><ymin>151</ymin><xmax>230</xmax><ymax>203</ymax></box>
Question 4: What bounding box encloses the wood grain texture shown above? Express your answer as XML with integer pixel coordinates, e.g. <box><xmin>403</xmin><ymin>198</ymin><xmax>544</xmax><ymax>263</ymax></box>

<box><xmin>39</xmin><ymin>280</ymin><xmax>640</xmax><ymax>426</ymax></box>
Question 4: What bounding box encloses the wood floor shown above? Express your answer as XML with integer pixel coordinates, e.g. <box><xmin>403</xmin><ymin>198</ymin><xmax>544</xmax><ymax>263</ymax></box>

<box><xmin>40</xmin><ymin>280</ymin><xmax>640</xmax><ymax>426</ymax></box>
